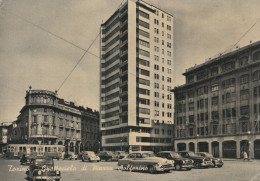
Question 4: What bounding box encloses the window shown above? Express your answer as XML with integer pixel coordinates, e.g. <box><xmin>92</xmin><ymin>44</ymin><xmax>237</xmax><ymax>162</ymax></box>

<box><xmin>139</xmin><ymin>108</ymin><xmax>150</xmax><ymax>115</ymax></box>
<box><xmin>253</xmin><ymin>51</ymin><xmax>260</xmax><ymax>62</ymax></box>
<box><xmin>222</xmin><ymin>78</ymin><xmax>236</xmax><ymax>89</ymax></box>
<box><xmin>197</xmin><ymin>71</ymin><xmax>208</xmax><ymax>81</ymax></box>
<box><xmin>138</xmin><ymin>78</ymin><xmax>150</xmax><ymax>86</ymax></box>
<box><xmin>239</xmin><ymin>56</ymin><xmax>248</xmax><ymax>66</ymax></box>
<box><xmin>240</xmin><ymin>89</ymin><xmax>249</xmax><ymax>101</ymax></box>
<box><xmin>197</xmin><ymin>86</ymin><xmax>208</xmax><ymax>96</ymax></box>
<box><xmin>240</xmin><ymin>106</ymin><xmax>249</xmax><ymax>116</ymax></box>
<box><xmin>137</xmin><ymin>9</ymin><xmax>149</xmax><ymax>19</ymax></box>
<box><xmin>138</xmin><ymin>48</ymin><xmax>150</xmax><ymax>57</ymax></box>
<box><xmin>138</xmin><ymin>58</ymin><xmax>150</xmax><ymax>67</ymax></box>
<box><xmin>211</xmin><ymin>67</ymin><xmax>218</xmax><ymax>76</ymax></box>
<box><xmin>188</xmin><ymin>102</ymin><xmax>194</xmax><ymax>111</ymax></box>
<box><xmin>211</xmin><ymin>84</ymin><xmax>219</xmax><ymax>92</ymax></box>
<box><xmin>138</xmin><ymin>88</ymin><xmax>150</xmax><ymax>95</ymax></box>
<box><xmin>253</xmin><ymin>70</ymin><xmax>260</xmax><ymax>80</ymax></box>
<box><xmin>212</xmin><ymin>111</ymin><xmax>219</xmax><ymax>120</ymax></box>
<box><xmin>138</xmin><ymin>39</ymin><xmax>150</xmax><ymax>48</ymax></box>
<box><xmin>138</xmin><ymin>68</ymin><xmax>149</xmax><ymax>76</ymax></box>
<box><xmin>137</xmin><ymin>19</ymin><xmax>149</xmax><ymax>29</ymax></box>
<box><xmin>240</xmin><ymin>74</ymin><xmax>249</xmax><ymax>84</ymax></box>
<box><xmin>167</xmin><ymin>33</ymin><xmax>171</xmax><ymax>39</ymax></box>
<box><xmin>138</xmin><ymin>29</ymin><xmax>150</xmax><ymax>38</ymax></box>
<box><xmin>222</xmin><ymin>61</ymin><xmax>235</xmax><ymax>72</ymax></box>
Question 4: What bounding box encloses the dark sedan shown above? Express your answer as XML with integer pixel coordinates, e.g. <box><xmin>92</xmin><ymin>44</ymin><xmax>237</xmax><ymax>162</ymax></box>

<box><xmin>178</xmin><ymin>151</ymin><xmax>213</xmax><ymax>169</ymax></box>
<box><xmin>196</xmin><ymin>152</ymin><xmax>224</xmax><ymax>168</ymax></box>
<box><xmin>157</xmin><ymin>151</ymin><xmax>193</xmax><ymax>171</ymax></box>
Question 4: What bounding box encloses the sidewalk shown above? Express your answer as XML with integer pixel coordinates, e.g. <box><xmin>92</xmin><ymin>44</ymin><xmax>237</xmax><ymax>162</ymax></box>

<box><xmin>222</xmin><ymin>158</ymin><xmax>259</xmax><ymax>162</ymax></box>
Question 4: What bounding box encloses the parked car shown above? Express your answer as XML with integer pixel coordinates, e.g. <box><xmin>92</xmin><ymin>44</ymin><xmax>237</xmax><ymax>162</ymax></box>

<box><xmin>63</xmin><ymin>152</ymin><xmax>78</xmax><ymax>160</ymax></box>
<box><xmin>20</xmin><ymin>154</ymin><xmax>35</xmax><ymax>166</ymax></box>
<box><xmin>196</xmin><ymin>152</ymin><xmax>224</xmax><ymax>168</ymax></box>
<box><xmin>114</xmin><ymin>151</ymin><xmax>128</xmax><ymax>159</ymax></box>
<box><xmin>98</xmin><ymin>151</ymin><xmax>119</xmax><ymax>161</ymax></box>
<box><xmin>177</xmin><ymin>151</ymin><xmax>213</xmax><ymax>169</ymax></box>
<box><xmin>157</xmin><ymin>151</ymin><xmax>193</xmax><ymax>171</ymax></box>
<box><xmin>118</xmin><ymin>151</ymin><xmax>174</xmax><ymax>174</ymax></box>
<box><xmin>26</xmin><ymin>157</ymin><xmax>61</xmax><ymax>181</ymax></box>
<box><xmin>81</xmin><ymin>151</ymin><xmax>100</xmax><ymax>162</ymax></box>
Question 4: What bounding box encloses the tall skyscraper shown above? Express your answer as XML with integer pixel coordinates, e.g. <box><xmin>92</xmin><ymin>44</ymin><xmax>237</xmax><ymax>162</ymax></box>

<box><xmin>100</xmin><ymin>0</ymin><xmax>174</xmax><ymax>152</ymax></box>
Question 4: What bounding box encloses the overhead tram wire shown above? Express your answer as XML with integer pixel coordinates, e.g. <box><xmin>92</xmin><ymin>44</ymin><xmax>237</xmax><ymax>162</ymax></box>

<box><xmin>57</xmin><ymin>0</ymin><xmax>126</xmax><ymax>92</ymax></box>
<box><xmin>5</xmin><ymin>10</ymin><xmax>99</xmax><ymax>59</ymax></box>
<box><xmin>57</xmin><ymin>32</ymin><xmax>100</xmax><ymax>92</ymax></box>
<box><xmin>221</xmin><ymin>18</ymin><xmax>260</xmax><ymax>55</ymax></box>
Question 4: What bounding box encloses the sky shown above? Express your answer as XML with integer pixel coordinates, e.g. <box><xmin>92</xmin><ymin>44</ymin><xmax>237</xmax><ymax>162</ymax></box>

<box><xmin>1</xmin><ymin>0</ymin><xmax>260</xmax><ymax>123</ymax></box>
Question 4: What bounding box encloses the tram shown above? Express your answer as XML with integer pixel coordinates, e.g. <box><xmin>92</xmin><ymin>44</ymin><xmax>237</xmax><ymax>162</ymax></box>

<box><xmin>5</xmin><ymin>144</ymin><xmax>65</xmax><ymax>159</ymax></box>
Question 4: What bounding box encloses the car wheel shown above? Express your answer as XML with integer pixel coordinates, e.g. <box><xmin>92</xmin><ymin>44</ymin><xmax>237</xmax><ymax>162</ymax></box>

<box><xmin>82</xmin><ymin>158</ymin><xmax>84</xmax><ymax>162</ymax></box>
<box><xmin>175</xmin><ymin>164</ymin><xmax>181</xmax><ymax>171</ymax></box>
<box><xmin>194</xmin><ymin>162</ymin><xmax>201</xmax><ymax>169</ymax></box>
<box><xmin>148</xmin><ymin>165</ymin><xmax>156</xmax><ymax>174</ymax></box>
<box><xmin>217</xmin><ymin>165</ymin><xmax>222</xmax><ymax>168</ymax></box>
<box><xmin>187</xmin><ymin>168</ymin><xmax>192</xmax><ymax>171</ymax></box>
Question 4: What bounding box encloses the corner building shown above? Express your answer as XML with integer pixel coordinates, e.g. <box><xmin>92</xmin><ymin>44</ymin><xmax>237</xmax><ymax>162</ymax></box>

<box><xmin>9</xmin><ymin>88</ymin><xmax>100</xmax><ymax>154</ymax></box>
<box><xmin>172</xmin><ymin>42</ymin><xmax>260</xmax><ymax>159</ymax></box>
<box><xmin>100</xmin><ymin>0</ymin><xmax>174</xmax><ymax>152</ymax></box>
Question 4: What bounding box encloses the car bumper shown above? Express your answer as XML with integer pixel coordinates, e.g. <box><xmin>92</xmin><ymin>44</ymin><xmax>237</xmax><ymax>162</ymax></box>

<box><xmin>182</xmin><ymin>164</ymin><xmax>193</xmax><ymax>168</ymax></box>
<box><xmin>155</xmin><ymin>165</ymin><xmax>175</xmax><ymax>172</ymax></box>
<box><xmin>34</xmin><ymin>176</ymin><xmax>61</xmax><ymax>181</ymax></box>
<box><xmin>201</xmin><ymin>161</ymin><xmax>213</xmax><ymax>167</ymax></box>
<box><xmin>214</xmin><ymin>162</ymin><xmax>224</xmax><ymax>166</ymax></box>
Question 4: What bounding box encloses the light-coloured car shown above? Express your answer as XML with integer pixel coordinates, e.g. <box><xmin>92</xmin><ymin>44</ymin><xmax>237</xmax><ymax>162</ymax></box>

<box><xmin>81</xmin><ymin>151</ymin><xmax>100</xmax><ymax>162</ymax></box>
<box><xmin>118</xmin><ymin>151</ymin><xmax>174</xmax><ymax>173</ymax></box>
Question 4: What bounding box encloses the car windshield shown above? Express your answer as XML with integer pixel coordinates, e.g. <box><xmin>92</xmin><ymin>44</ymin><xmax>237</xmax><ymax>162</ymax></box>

<box><xmin>142</xmin><ymin>153</ymin><xmax>156</xmax><ymax>158</ymax></box>
<box><xmin>201</xmin><ymin>153</ymin><xmax>213</xmax><ymax>157</ymax></box>
<box><xmin>188</xmin><ymin>152</ymin><xmax>199</xmax><ymax>157</ymax></box>
<box><xmin>87</xmin><ymin>152</ymin><xmax>95</xmax><ymax>156</ymax></box>
<box><xmin>35</xmin><ymin>158</ymin><xmax>52</xmax><ymax>166</ymax></box>
<box><xmin>105</xmin><ymin>151</ymin><xmax>114</xmax><ymax>155</ymax></box>
<box><xmin>117</xmin><ymin>151</ymin><xmax>127</xmax><ymax>155</ymax></box>
<box><xmin>170</xmin><ymin>152</ymin><xmax>182</xmax><ymax>158</ymax></box>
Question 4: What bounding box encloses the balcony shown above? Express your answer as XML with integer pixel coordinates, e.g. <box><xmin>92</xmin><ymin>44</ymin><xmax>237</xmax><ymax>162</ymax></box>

<box><xmin>59</xmin><ymin>123</ymin><xmax>64</xmax><ymax>128</ymax></box>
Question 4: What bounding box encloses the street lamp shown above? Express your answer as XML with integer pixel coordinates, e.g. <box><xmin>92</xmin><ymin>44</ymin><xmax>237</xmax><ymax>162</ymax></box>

<box><xmin>120</xmin><ymin>139</ymin><xmax>123</xmax><ymax>151</ymax></box>
<box><xmin>247</xmin><ymin>131</ymin><xmax>251</xmax><ymax>160</ymax></box>
<box><xmin>196</xmin><ymin>134</ymin><xmax>199</xmax><ymax>152</ymax></box>
<box><xmin>98</xmin><ymin>141</ymin><xmax>100</xmax><ymax>153</ymax></box>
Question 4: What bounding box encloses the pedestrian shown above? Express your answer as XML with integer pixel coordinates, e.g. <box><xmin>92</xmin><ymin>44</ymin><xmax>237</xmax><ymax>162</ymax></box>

<box><xmin>243</xmin><ymin>151</ymin><xmax>249</xmax><ymax>161</ymax></box>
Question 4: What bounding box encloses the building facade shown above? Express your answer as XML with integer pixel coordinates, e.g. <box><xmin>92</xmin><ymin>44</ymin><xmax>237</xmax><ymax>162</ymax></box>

<box><xmin>172</xmin><ymin>42</ymin><xmax>260</xmax><ymax>159</ymax></box>
<box><xmin>0</xmin><ymin>122</ymin><xmax>11</xmax><ymax>153</ymax></box>
<box><xmin>100</xmin><ymin>0</ymin><xmax>174</xmax><ymax>152</ymax></box>
<box><xmin>9</xmin><ymin>87</ymin><xmax>100</xmax><ymax>153</ymax></box>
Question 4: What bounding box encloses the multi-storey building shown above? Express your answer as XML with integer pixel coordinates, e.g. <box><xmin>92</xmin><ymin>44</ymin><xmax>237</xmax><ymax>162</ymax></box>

<box><xmin>172</xmin><ymin>41</ymin><xmax>260</xmax><ymax>159</ymax></box>
<box><xmin>9</xmin><ymin>87</ymin><xmax>100</xmax><ymax>153</ymax></box>
<box><xmin>100</xmin><ymin>0</ymin><xmax>174</xmax><ymax>152</ymax></box>
<box><xmin>0</xmin><ymin>122</ymin><xmax>11</xmax><ymax>153</ymax></box>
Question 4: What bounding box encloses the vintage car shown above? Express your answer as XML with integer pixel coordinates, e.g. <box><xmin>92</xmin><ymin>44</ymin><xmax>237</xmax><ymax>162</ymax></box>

<box><xmin>114</xmin><ymin>151</ymin><xmax>128</xmax><ymax>159</ymax></box>
<box><xmin>98</xmin><ymin>151</ymin><xmax>119</xmax><ymax>161</ymax></box>
<box><xmin>118</xmin><ymin>151</ymin><xmax>174</xmax><ymax>174</ymax></box>
<box><xmin>63</xmin><ymin>152</ymin><xmax>78</xmax><ymax>160</ymax></box>
<box><xmin>196</xmin><ymin>152</ymin><xmax>224</xmax><ymax>168</ymax></box>
<box><xmin>26</xmin><ymin>157</ymin><xmax>61</xmax><ymax>181</ymax></box>
<box><xmin>20</xmin><ymin>155</ymin><xmax>35</xmax><ymax>166</ymax></box>
<box><xmin>81</xmin><ymin>151</ymin><xmax>100</xmax><ymax>162</ymax></box>
<box><xmin>157</xmin><ymin>151</ymin><xmax>193</xmax><ymax>171</ymax></box>
<box><xmin>178</xmin><ymin>151</ymin><xmax>213</xmax><ymax>169</ymax></box>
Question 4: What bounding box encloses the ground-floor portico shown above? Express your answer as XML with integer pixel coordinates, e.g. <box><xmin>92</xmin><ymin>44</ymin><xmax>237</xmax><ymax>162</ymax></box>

<box><xmin>174</xmin><ymin>134</ymin><xmax>260</xmax><ymax>159</ymax></box>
